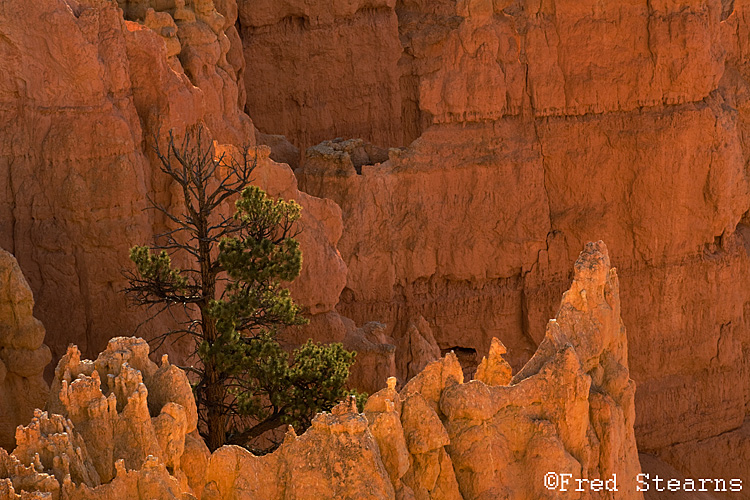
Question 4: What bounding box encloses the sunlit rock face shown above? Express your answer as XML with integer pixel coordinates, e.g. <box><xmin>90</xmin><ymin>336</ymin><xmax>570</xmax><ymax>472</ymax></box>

<box><xmin>3</xmin><ymin>0</ymin><xmax>750</xmax><ymax>491</ymax></box>
<box><xmin>287</xmin><ymin>1</ymin><xmax>750</xmax><ymax>480</ymax></box>
<box><xmin>0</xmin><ymin>242</ymin><xmax>643</xmax><ymax>500</ymax></box>
<box><xmin>0</xmin><ymin>249</ymin><xmax>50</xmax><ymax>451</ymax></box>
<box><xmin>0</xmin><ymin>0</ymin><xmax>351</xmax><ymax>381</ymax></box>
<box><xmin>239</xmin><ymin>0</ymin><xmax>729</xmax><ymax>149</ymax></box>
<box><xmin>1</xmin><ymin>336</ymin><xmax>210</xmax><ymax>500</ymax></box>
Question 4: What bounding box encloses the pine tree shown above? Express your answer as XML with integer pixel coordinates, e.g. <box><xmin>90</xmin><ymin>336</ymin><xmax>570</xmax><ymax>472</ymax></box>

<box><xmin>126</xmin><ymin>127</ymin><xmax>359</xmax><ymax>451</ymax></box>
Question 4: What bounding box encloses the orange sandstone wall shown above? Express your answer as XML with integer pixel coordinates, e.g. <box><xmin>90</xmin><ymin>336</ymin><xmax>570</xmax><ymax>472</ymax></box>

<box><xmin>238</xmin><ymin>0</ymin><xmax>404</xmax><ymax>151</ymax></box>
<box><xmin>0</xmin><ymin>0</ymin><xmax>350</xmax><ymax>374</ymax></box>
<box><xmin>277</xmin><ymin>0</ymin><xmax>750</xmax><ymax>482</ymax></box>
<box><xmin>1</xmin><ymin>0</ymin><xmax>750</xmax><ymax>489</ymax></box>
<box><xmin>0</xmin><ymin>0</ymin><xmax>161</xmax><ymax>368</ymax></box>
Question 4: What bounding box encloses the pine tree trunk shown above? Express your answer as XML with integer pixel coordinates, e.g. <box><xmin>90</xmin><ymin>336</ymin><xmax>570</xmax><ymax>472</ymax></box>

<box><xmin>198</xmin><ymin>207</ymin><xmax>226</xmax><ymax>451</ymax></box>
<box><xmin>227</xmin><ymin>412</ymin><xmax>284</xmax><ymax>446</ymax></box>
<box><xmin>204</xmin><ymin>352</ymin><xmax>226</xmax><ymax>451</ymax></box>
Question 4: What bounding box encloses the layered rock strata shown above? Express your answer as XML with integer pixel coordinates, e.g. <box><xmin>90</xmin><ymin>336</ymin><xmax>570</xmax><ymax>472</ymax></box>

<box><xmin>238</xmin><ymin>0</ymin><xmax>403</xmax><ymax>151</ymax></box>
<box><xmin>239</xmin><ymin>0</ymin><xmax>729</xmax><ymax>148</ymax></box>
<box><xmin>0</xmin><ymin>0</ymin><xmax>352</xmax><ymax>375</ymax></box>
<box><xmin>3</xmin><ymin>0</ymin><xmax>750</xmax><ymax>491</ymax></box>
<box><xmin>116</xmin><ymin>0</ymin><xmax>252</xmax><ymax>145</ymax></box>
<box><xmin>291</xmin><ymin>0</ymin><xmax>750</xmax><ymax>480</ymax></box>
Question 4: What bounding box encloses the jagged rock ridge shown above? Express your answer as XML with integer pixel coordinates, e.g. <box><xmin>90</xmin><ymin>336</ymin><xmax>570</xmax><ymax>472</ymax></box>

<box><xmin>0</xmin><ymin>241</ymin><xmax>644</xmax><ymax>500</ymax></box>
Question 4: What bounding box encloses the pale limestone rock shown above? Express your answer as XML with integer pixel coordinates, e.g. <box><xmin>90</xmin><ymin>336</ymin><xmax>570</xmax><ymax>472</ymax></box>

<box><xmin>48</xmin><ymin>337</ymin><xmax>196</xmax><ymax>483</ymax></box>
<box><xmin>203</xmin><ymin>398</ymin><xmax>395</xmax><ymax>500</ymax></box>
<box><xmin>365</xmin><ymin>398</ymin><xmax>410</xmax><ymax>491</ymax></box>
<box><xmin>400</xmin><ymin>393</ymin><xmax>461</xmax><ymax>500</ymax></box>
<box><xmin>1</xmin><ymin>337</ymin><xmax>202</xmax><ymax>499</ymax></box>
<box><xmin>12</xmin><ymin>410</ymin><xmax>100</xmax><ymax>487</ymax></box>
<box><xmin>400</xmin><ymin>352</ymin><xmax>463</xmax><ymax>417</ymax></box>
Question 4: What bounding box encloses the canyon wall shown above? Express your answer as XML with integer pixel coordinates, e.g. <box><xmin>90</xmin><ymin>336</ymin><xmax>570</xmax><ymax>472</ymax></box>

<box><xmin>1</xmin><ymin>242</ymin><xmax>645</xmax><ymax>500</ymax></box>
<box><xmin>0</xmin><ymin>0</ymin><xmax>351</xmax><ymax>376</ymax></box>
<box><xmin>238</xmin><ymin>0</ymin><xmax>404</xmax><ymax>153</ymax></box>
<box><xmin>2</xmin><ymin>0</ymin><xmax>750</xmax><ymax>492</ymax></box>
<box><xmin>0</xmin><ymin>0</ymin><xmax>158</xmax><ymax>373</ymax></box>
<box><xmin>274</xmin><ymin>0</ymin><xmax>750</xmax><ymax>483</ymax></box>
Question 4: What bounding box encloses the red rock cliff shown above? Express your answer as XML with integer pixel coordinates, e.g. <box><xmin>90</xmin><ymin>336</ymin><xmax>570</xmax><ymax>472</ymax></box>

<box><xmin>0</xmin><ymin>0</ymin><xmax>350</xmax><ymax>378</ymax></box>
<box><xmin>1</xmin><ymin>0</ymin><xmax>749</xmax><ymax>490</ymax></box>
<box><xmin>278</xmin><ymin>0</ymin><xmax>750</xmax><ymax>483</ymax></box>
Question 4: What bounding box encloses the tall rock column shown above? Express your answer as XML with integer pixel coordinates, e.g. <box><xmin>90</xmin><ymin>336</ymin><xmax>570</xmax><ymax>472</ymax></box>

<box><xmin>0</xmin><ymin>249</ymin><xmax>50</xmax><ymax>451</ymax></box>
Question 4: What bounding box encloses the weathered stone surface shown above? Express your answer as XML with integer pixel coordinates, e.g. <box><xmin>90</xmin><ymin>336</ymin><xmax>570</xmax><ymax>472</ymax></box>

<box><xmin>1</xmin><ymin>336</ymin><xmax>206</xmax><ymax>500</ymax></box>
<box><xmin>296</xmin><ymin>40</ymin><xmax>750</xmax><ymax>479</ymax></box>
<box><xmin>397</xmin><ymin>316</ymin><xmax>441</xmax><ymax>382</ymax></box>
<box><xmin>639</xmin><ymin>454</ymin><xmax>724</xmax><ymax>500</ymax></box>
<box><xmin>342</xmin><ymin>321</ymin><xmax>397</xmax><ymax>395</ymax></box>
<box><xmin>296</xmin><ymin>120</ymin><xmax>551</xmax><ymax>373</ymax></box>
<box><xmin>117</xmin><ymin>0</ymin><xmax>253</xmax><ymax>145</ymax></box>
<box><xmin>220</xmin><ymin>144</ymin><xmax>349</xmax><ymax>318</ymax></box>
<box><xmin>0</xmin><ymin>0</ymin><xmax>354</xmax><ymax>380</ymax></box>
<box><xmin>402</xmin><ymin>0</ymin><xmax>724</xmax><ymax>124</ymax></box>
<box><xmin>437</xmin><ymin>242</ymin><xmax>641</xmax><ymax>500</ymax></box>
<box><xmin>256</xmin><ymin>130</ymin><xmax>301</xmax><ymax>169</ymax></box>
<box><xmin>204</xmin><ymin>398</ymin><xmax>396</xmax><ymax>500</ymax></box>
<box><xmin>654</xmin><ymin>421</ymin><xmax>750</xmax><ymax>500</ymax></box>
<box><xmin>200</xmin><ymin>241</ymin><xmax>642</xmax><ymax>500</ymax></box>
<box><xmin>474</xmin><ymin>338</ymin><xmax>511</xmax><ymax>387</ymax></box>
<box><xmin>240</xmin><ymin>0</ymin><xmax>728</xmax><ymax>145</ymax></box>
<box><xmin>0</xmin><ymin>250</ymin><xmax>50</xmax><ymax>451</ymax></box>
<box><xmin>5</xmin><ymin>0</ymin><xmax>750</xmax><ymax>492</ymax></box>
<box><xmin>238</xmin><ymin>0</ymin><xmax>403</xmax><ymax>150</ymax></box>
<box><xmin>1</xmin><ymin>242</ymin><xmax>644</xmax><ymax>500</ymax></box>
<box><xmin>0</xmin><ymin>0</ymin><xmax>158</xmax><ymax>373</ymax></box>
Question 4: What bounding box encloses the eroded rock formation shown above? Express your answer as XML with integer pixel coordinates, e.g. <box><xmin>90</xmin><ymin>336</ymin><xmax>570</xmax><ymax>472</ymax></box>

<box><xmin>117</xmin><ymin>0</ymin><xmax>252</xmax><ymax>145</ymax></box>
<box><xmin>0</xmin><ymin>0</ymin><xmax>354</xmax><ymax>377</ymax></box>
<box><xmin>289</xmin><ymin>0</ymin><xmax>750</xmax><ymax>483</ymax></box>
<box><xmin>0</xmin><ymin>250</ymin><xmax>50</xmax><ymax>451</ymax></box>
<box><xmin>0</xmin><ymin>336</ymin><xmax>209</xmax><ymax>500</ymax></box>
<box><xmin>0</xmin><ymin>241</ymin><xmax>644</xmax><ymax>500</ymax></box>
<box><xmin>3</xmin><ymin>0</ymin><xmax>750</xmax><ymax>492</ymax></box>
